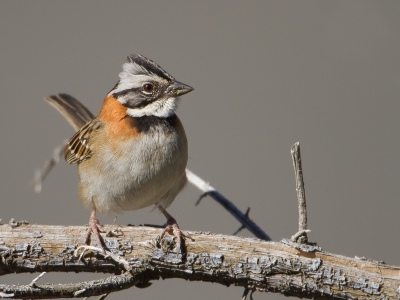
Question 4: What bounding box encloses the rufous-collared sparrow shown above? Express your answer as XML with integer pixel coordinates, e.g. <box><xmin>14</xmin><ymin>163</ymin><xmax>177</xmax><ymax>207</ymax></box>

<box><xmin>51</xmin><ymin>54</ymin><xmax>194</xmax><ymax>251</ymax></box>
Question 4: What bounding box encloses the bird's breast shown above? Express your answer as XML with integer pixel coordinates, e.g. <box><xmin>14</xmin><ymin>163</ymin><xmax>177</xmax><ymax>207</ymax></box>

<box><xmin>78</xmin><ymin>112</ymin><xmax>188</xmax><ymax>214</ymax></box>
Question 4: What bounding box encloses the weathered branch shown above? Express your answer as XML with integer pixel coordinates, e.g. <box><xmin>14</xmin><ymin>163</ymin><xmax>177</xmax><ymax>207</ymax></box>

<box><xmin>0</xmin><ymin>224</ymin><xmax>398</xmax><ymax>299</ymax></box>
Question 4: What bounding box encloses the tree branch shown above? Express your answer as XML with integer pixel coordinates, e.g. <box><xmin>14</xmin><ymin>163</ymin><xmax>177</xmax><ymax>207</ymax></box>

<box><xmin>0</xmin><ymin>224</ymin><xmax>398</xmax><ymax>299</ymax></box>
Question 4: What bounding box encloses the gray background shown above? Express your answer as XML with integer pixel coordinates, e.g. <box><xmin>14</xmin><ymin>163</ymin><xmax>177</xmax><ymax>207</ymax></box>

<box><xmin>0</xmin><ymin>1</ymin><xmax>399</xmax><ymax>299</ymax></box>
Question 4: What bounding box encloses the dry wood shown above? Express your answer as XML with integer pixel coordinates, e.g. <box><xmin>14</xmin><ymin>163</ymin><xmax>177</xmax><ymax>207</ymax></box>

<box><xmin>290</xmin><ymin>142</ymin><xmax>309</xmax><ymax>244</ymax></box>
<box><xmin>0</xmin><ymin>223</ymin><xmax>398</xmax><ymax>299</ymax></box>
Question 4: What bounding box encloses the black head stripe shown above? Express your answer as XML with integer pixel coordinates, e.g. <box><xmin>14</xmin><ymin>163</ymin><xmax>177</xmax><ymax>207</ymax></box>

<box><xmin>113</xmin><ymin>88</ymin><xmax>157</xmax><ymax>109</ymax></box>
<box><xmin>112</xmin><ymin>87</ymin><xmax>140</xmax><ymax>99</ymax></box>
<box><xmin>127</xmin><ymin>54</ymin><xmax>175</xmax><ymax>82</ymax></box>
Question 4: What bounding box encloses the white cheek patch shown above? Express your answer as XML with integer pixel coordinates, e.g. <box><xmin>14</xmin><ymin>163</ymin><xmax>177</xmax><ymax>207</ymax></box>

<box><xmin>127</xmin><ymin>97</ymin><xmax>180</xmax><ymax>118</ymax></box>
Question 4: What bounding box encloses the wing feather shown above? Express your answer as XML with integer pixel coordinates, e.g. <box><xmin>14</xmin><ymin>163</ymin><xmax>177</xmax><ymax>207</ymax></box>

<box><xmin>65</xmin><ymin>118</ymin><xmax>102</xmax><ymax>164</ymax></box>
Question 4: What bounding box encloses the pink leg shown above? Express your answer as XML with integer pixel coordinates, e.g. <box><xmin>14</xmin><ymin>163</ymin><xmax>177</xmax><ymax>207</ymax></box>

<box><xmin>158</xmin><ymin>205</ymin><xmax>194</xmax><ymax>254</ymax></box>
<box><xmin>85</xmin><ymin>207</ymin><xmax>106</xmax><ymax>251</ymax></box>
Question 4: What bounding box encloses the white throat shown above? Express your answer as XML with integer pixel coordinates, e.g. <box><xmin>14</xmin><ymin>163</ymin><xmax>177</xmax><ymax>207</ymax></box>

<box><xmin>126</xmin><ymin>97</ymin><xmax>179</xmax><ymax>118</ymax></box>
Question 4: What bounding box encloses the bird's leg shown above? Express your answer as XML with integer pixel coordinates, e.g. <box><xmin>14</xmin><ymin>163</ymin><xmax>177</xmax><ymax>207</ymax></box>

<box><xmin>85</xmin><ymin>206</ymin><xmax>106</xmax><ymax>251</ymax></box>
<box><xmin>158</xmin><ymin>205</ymin><xmax>194</xmax><ymax>254</ymax></box>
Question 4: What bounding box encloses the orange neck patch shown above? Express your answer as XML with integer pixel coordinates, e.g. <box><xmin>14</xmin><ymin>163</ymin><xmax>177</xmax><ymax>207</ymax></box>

<box><xmin>99</xmin><ymin>95</ymin><xmax>127</xmax><ymax>123</ymax></box>
<box><xmin>99</xmin><ymin>96</ymin><xmax>139</xmax><ymax>139</ymax></box>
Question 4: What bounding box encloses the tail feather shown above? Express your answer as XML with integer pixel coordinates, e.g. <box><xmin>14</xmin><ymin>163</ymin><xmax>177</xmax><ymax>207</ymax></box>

<box><xmin>45</xmin><ymin>93</ymin><xmax>94</xmax><ymax>130</ymax></box>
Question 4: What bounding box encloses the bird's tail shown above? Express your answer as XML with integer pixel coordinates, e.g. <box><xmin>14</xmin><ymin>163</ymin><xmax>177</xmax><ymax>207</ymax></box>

<box><xmin>45</xmin><ymin>93</ymin><xmax>94</xmax><ymax>130</ymax></box>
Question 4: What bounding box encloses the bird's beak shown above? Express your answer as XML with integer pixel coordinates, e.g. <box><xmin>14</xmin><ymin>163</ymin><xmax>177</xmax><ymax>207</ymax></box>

<box><xmin>165</xmin><ymin>81</ymin><xmax>194</xmax><ymax>97</ymax></box>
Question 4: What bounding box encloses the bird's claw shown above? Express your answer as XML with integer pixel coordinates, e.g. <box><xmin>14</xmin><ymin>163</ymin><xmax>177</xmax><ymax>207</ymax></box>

<box><xmin>160</xmin><ymin>217</ymin><xmax>194</xmax><ymax>255</ymax></box>
<box><xmin>85</xmin><ymin>216</ymin><xmax>106</xmax><ymax>252</ymax></box>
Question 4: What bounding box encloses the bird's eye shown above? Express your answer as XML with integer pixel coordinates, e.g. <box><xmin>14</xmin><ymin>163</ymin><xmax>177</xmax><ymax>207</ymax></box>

<box><xmin>143</xmin><ymin>83</ymin><xmax>154</xmax><ymax>93</ymax></box>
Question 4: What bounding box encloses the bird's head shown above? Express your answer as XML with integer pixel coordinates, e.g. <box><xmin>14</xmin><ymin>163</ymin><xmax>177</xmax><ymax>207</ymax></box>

<box><xmin>108</xmin><ymin>54</ymin><xmax>193</xmax><ymax>118</ymax></box>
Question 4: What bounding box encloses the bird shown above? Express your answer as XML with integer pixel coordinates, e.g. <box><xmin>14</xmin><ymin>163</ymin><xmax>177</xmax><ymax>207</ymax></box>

<box><xmin>56</xmin><ymin>54</ymin><xmax>194</xmax><ymax>252</ymax></box>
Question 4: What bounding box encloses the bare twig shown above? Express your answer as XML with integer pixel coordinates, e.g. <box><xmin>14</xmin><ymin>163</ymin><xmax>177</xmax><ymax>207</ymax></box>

<box><xmin>29</xmin><ymin>272</ymin><xmax>46</xmax><ymax>287</ymax></box>
<box><xmin>186</xmin><ymin>169</ymin><xmax>272</xmax><ymax>241</ymax></box>
<box><xmin>241</xmin><ymin>288</ymin><xmax>255</xmax><ymax>300</ymax></box>
<box><xmin>290</xmin><ymin>142</ymin><xmax>308</xmax><ymax>243</ymax></box>
<box><xmin>32</xmin><ymin>140</ymin><xmax>68</xmax><ymax>193</ymax></box>
<box><xmin>74</xmin><ymin>245</ymin><xmax>132</xmax><ymax>273</ymax></box>
<box><xmin>232</xmin><ymin>207</ymin><xmax>250</xmax><ymax>236</ymax></box>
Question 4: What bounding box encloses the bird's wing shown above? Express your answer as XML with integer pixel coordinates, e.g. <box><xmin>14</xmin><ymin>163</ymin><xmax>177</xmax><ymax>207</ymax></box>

<box><xmin>64</xmin><ymin>118</ymin><xmax>102</xmax><ymax>164</ymax></box>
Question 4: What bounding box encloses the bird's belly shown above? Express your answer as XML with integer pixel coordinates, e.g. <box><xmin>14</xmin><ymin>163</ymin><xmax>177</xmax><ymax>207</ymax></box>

<box><xmin>78</xmin><ymin>130</ymin><xmax>188</xmax><ymax>214</ymax></box>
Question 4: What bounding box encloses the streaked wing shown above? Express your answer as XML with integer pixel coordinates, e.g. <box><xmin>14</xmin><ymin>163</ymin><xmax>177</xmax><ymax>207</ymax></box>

<box><xmin>45</xmin><ymin>93</ymin><xmax>95</xmax><ymax>131</ymax></box>
<box><xmin>65</xmin><ymin>118</ymin><xmax>102</xmax><ymax>164</ymax></box>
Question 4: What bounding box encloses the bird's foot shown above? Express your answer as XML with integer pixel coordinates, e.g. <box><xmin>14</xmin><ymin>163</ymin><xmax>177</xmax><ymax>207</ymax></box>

<box><xmin>85</xmin><ymin>215</ymin><xmax>106</xmax><ymax>252</ymax></box>
<box><xmin>160</xmin><ymin>216</ymin><xmax>194</xmax><ymax>254</ymax></box>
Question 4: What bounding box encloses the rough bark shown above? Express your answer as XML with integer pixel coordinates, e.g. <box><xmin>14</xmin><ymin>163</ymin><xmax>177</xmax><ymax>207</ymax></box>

<box><xmin>0</xmin><ymin>223</ymin><xmax>398</xmax><ymax>299</ymax></box>
<box><xmin>290</xmin><ymin>142</ymin><xmax>308</xmax><ymax>244</ymax></box>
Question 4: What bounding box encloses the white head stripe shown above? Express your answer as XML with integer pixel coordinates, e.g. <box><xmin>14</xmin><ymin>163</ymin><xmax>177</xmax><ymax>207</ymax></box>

<box><xmin>108</xmin><ymin>62</ymin><xmax>167</xmax><ymax>99</ymax></box>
